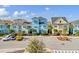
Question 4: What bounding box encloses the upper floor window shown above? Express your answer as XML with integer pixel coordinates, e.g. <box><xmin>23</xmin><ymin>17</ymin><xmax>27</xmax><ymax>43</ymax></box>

<box><xmin>39</xmin><ymin>22</ymin><xmax>45</xmax><ymax>24</ymax></box>
<box><xmin>13</xmin><ymin>25</ymin><xmax>16</xmax><ymax>28</ymax></box>
<box><xmin>60</xmin><ymin>20</ymin><xmax>61</xmax><ymax>23</ymax></box>
<box><xmin>33</xmin><ymin>20</ymin><xmax>38</xmax><ymax>24</ymax></box>
<box><xmin>34</xmin><ymin>26</ymin><xmax>38</xmax><ymax>28</ymax></box>
<box><xmin>27</xmin><ymin>26</ymin><xmax>31</xmax><ymax>28</ymax></box>
<box><xmin>54</xmin><ymin>25</ymin><xmax>57</xmax><ymax>28</ymax></box>
<box><xmin>23</xmin><ymin>26</ymin><xmax>26</xmax><ymax>28</ymax></box>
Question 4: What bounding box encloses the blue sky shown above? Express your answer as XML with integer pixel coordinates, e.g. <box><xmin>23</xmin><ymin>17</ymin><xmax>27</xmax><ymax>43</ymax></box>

<box><xmin>0</xmin><ymin>5</ymin><xmax>79</xmax><ymax>22</ymax></box>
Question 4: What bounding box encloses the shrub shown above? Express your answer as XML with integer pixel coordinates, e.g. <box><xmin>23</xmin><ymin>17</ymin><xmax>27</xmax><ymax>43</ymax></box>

<box><xmin>75</xmin><ymin>31</ymin><xmax>79</xmax><ymax>36</ymax></box>
<box><xmin>9</xmin><ymin>29</ymin><xmax>15</xmax><ymax>33</ymax></box>
<box><xmin>0</xmin><ymin>34</ymin><xmax>5</xmax><ymax>36</ymax></box>
<box><xmin>57</xmin><ymin>36</ymin><xmax>70</xmax><ymax>41</ymax></box>
<box><xmin>26</xmin><ymin>39</ymin><xmax>45</xmax><ymax>53</ymax></box>
<box><xmin>16</xmin><ymin>35</ymin><xmax>23</xmax><ymax>41</ymax></box>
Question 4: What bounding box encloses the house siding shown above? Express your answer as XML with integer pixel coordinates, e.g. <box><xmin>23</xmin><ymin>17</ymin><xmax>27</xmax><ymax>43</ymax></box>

<box><xmin>32</xmin><ymin>17</ymin><xmax>48</xmax><ymax>34</ymax></box>
<box><xmin>51</xmin><ymin>17</ymin><xmax>69</xmax><ymax>35</ymax></box>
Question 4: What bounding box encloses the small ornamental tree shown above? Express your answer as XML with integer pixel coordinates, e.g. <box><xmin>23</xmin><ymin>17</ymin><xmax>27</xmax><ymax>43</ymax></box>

<box><xmin>75</xmin><ymin>30</ymin><xmax>79</xmax><ymax>36</ymax></box>
<box><xmin>26</xmin><ymin>39</ymin><xmax>45</xmax><ymax>53</ymax></box>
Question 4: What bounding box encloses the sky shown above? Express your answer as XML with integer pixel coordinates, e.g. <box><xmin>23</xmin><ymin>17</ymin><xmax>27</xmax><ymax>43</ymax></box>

<box><xmin>0</xmin><ymin>5</ymin><xmax>79</xmax><ymax>22</ymax></box>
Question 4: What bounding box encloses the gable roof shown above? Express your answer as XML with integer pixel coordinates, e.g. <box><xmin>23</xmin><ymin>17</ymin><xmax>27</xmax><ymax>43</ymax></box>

<box><xmin>0</xmin><ymin>20</ymin><xmax>14</xmax><ymax>25</ymax></box>
<box><xmin>13</xmin><ymin>19</ymin><xmax>31</xmax><ymax>25</ymax></box>
<box><xmin>0</xmin><ymin>19</ymin><xmax>31</xmax><ymax>25</ymax></box>
<box><xmin>51</xmin><ymin>17</ymin><xmax>68</xmax><ymax>24</ymax></box>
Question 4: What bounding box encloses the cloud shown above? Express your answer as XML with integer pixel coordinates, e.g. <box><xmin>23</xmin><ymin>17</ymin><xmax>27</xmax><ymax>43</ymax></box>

<box><xmin>13</xmin><ymin>11</ymin><xmax>19</xmax><ymax>16</ymax></box>
<box><xmin>20</xmin><ymin>11</ymin><xmax>27</xmax><ymax>15</ymax></box>
<box><xmin>31</xmin><ymin>12</ymin><xmax>36</xmax><ymax>16</ymax></box>
<box><xmin>26</xmin><ymin>15</ymin><xmax>29</xmax><ymax>18</ymax></box>
<box><xmin>13</xmin><ymin>10</ymin><xmax>27</xmax><ymax>17</ymax></box>
<box><xmin>0</xmin><ymin>8</ymin><xmax>9</xmax><ymax>17</ymax></box>
<box><xmin>45</xmin><ymin>7</ymin><xmax>50</xmax><ymax>11</ymax></box>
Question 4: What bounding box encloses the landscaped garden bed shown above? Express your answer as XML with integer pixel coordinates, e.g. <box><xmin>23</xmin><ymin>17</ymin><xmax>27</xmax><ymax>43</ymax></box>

<box><xmin>57</xmin><ymin>36</ymin><xmax>70</xmax><ymax>41</ymax></box>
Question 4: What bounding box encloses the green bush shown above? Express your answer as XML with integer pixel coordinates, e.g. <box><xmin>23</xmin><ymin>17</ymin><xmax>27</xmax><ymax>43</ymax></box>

<box><xmin>0</xmin><ymin>34</ymin><xmax>5</xmax><ymax>36</ymax></box>
<box><xmin>75</xmin><ymin>31</ymin><xmax>79</xmax><ymax>36</ymax></box>
<box><xmin>0</xmin><ymin>34</ymin><xmax>6</xmax><ymax>37</ymax></box>
<box><xmin>16</xmin><ymin>35</ymin><xmax>23</xmax><ymax>41</ymax></box>
<box><xmin>26</xmin><ymin>39</ymin><xmax>45</xmax><ymax>53</ymax></box>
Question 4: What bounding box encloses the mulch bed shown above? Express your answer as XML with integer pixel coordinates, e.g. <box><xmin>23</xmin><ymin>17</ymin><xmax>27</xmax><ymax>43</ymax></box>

<box><xmin>57</xmin><ymin>36</ymin><xmax>70</xmax><ymax>41</ymax></box>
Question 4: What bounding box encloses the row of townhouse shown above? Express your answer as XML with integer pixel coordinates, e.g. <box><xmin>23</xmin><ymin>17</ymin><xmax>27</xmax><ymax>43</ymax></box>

<box><xmin>31</xmin><ymin>16</ymin><xmax>79</xmax><ymax>35</ymax></box>
<box><xmin>32</xmin><ymin>17</ymin><xmax>70</xmax><ymax>35</ymax></box>
<box><xmin>0</xmin><ymin>17</ymin><xmax>79</xmax><ymax>35</ymax></box>
<box><xmin>0</xmin><ymin>19</ymin><xmax>31</xmax><ymax>34</ymax></box>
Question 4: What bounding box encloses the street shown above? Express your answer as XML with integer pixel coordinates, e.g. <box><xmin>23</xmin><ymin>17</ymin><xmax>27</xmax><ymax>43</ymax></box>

<box><xmin>0</xmin><ymin>36</ymin><xmax>79</xmax><ymax>52</ymax></box>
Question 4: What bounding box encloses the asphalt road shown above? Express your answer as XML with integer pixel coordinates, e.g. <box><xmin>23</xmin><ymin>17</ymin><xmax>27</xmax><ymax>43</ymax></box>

<box><xmin>0</xmin><ymin>36</ymin><xmax>79</xmax><ymax>53</ymax></box>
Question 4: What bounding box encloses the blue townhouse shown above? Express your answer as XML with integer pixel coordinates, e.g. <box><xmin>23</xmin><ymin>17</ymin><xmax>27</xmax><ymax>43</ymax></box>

<box><xmin>32</xmin><ymin>17</ymin><xmax>48</xmax><ymax>35</ymax></box>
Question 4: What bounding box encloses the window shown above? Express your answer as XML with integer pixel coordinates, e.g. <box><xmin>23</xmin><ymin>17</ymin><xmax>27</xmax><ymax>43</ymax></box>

<box><xmin>0</xmin><ymin>25</ymin><xmax>3</xmax><ymax>28</ymax></box>
<box><xmin>39</xmin><ymin>22</ymin><xmax>44</xmax><ymax>24</ymax></box>
<box><xmin>60</xmin><ymin>20</ymin><xmax>61</xmax><ymax>23</ymax></box>
<box><xmin>27</xmin><ymin>26</ymin><xmax>31</xmax><ymax>29</ymax></box>
<box><xmin>54</xmin><ymin>25</ymin><xmax>57</xmax><ymax>28</ymax></box>
<box><xmin>34</xmin><ymin>26</ymin><xmax>37</xmax><ymax>28</ymax></box>
<box><xmin>43</xmin><ymin>25</ymin><xmax>46</xmax><ymax>28</ymax></box>
<box><xmin>13</xmin><ymin>26</ymin><xmax>16</xmax><ymax>28</ymax></box>
<box><xmin>34</xmin><ymin>20</ymin><xmax>38</xmax><ymax>24</ymax></box>
<box><xmin>23</xmin><ymin>26</ymin><xmax>26</xmax><ymax>28</ymax></box>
